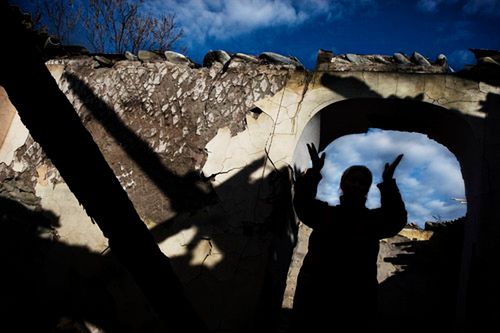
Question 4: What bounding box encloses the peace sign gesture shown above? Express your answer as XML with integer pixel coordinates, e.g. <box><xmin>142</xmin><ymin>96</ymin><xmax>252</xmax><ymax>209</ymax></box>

<box><xmin>382</xmin><ymin>154</ymin><xmax>404</xmax><ymax>182</ymax></box>
<box><xmin>307</xmin><ymin>143</ymin><xmax>325</xmax><ymax>173</ymax></box>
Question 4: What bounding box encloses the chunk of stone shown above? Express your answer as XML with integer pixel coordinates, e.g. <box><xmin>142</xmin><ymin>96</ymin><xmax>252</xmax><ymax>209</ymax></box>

<box><xmin>479</xmin><ymin>57</ymin><xmax>500</xmax><ymax>66</ymax></box>
<box><xmin>393</xmin><ymin>52</ymin><xmax>412</xmax><ymax>65</ymax></box>
<box><xmin>125</xmin><ymin>51</ymin><xmax>138</xmax><ymax>61</ymax></box>
<box><xmin>138</xmin><ymin>50</ymin><xmax>163</xmax><ymax>61</ymax></box>
<box><xmin>259</xmin><ymin>52</ymin><xmax>304</xmax><ymax>69</ymax></box>
<box><xmin>345</xmin><ymin>53</ymin><xmax>371</xmax><ymax>64</ymax></box>
<box><xmin>234</xmin><ymin>53</ymin><xmax>259</xmax><ymax>63</ymax></box>
<box><xmin>164</xmin><ymin>51</ymin><xmax>195</xmax><ymax>67</ymax></box>
<box><xmin>436</xmin><ymin>54</ymin><xmax>449</xmax><ymax>70</ymax></box>
<box><xmin>203</xmin><ymin>50</ymin><xmax>231</xmax><ymax>67</ymax></box>
<box><xmin>94</xmin><ymin>55</ymin><xmax>113</xmax><ymax>67</ymax></box>
<box><xmin>373</xmin><ymin>55</ymin><xmax>391</xmax><ymax>64</ymax></box>
<box><xmin>412</xmin><ymin>51</ymin><xmax>431</xmax><ymax>66</ymax></box>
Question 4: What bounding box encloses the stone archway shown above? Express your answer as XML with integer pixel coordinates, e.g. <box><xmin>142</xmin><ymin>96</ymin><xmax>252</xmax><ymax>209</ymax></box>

<box><xmin>290</xmin><ymin>97</ymin><xmax>479</xmax><ymax>330</ymax></box>
<box><xmin>295</xmin><ymin>97</ymin><xmax>479</xmax><ymax>230</ymax></box>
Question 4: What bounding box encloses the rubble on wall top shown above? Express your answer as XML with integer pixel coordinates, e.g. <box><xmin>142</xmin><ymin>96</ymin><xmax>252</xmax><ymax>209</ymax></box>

<box><xmin>48</xmin><ymin>47</ymin><xmax>448</xmax><ymax>74</ymax></box>
<box><xmin>43</xmin><ymin>40</ymin><xmax>500</xmax><ymax>77</ymax></box>
<box><xmin>316</xmin><ymin>49</ymin><xmax>451</xmax><ymax>73</ymax></box>
<box><xmin>405</xmin><ymin>215</ymin><xmax>465</xmax><ymax>231</ymax></box>
<box><xmin>47</xmin><ymin>46</ymin><xmax>305</xmax><ymax>71</ymax></box>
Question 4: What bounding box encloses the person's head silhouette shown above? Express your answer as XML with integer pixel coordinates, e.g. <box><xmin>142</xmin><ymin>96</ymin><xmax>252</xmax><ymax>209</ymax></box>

<box><xmin>340</xmin><ymin>165</ymin><xmax>372</xmax><ymax>198</ymax></box>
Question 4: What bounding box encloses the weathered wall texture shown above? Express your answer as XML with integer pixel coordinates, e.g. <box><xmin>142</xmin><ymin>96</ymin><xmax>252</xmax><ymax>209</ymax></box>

<box><xmin>1</xmin><ymin>56</ymin><xmax>298</xmax><ymax>331</ymax></box>
<box><xmin>1</xmin><ymin>50</ymin><xmax>499</xmax><ymax>332</ymax></box>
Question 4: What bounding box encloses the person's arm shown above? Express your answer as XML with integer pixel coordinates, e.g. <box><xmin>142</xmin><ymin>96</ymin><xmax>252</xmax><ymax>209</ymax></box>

<box><xmin>293</xmin><ymin>143</ymin><xmax>329</xmax><ymax>228</ymax></box>
<box><xmin>293</xmin><ymin>168</ymin><xmax>329</xmax><ymax>228</ymax></box>
<box><xmin>372</xmin><ymin>154</ymin><xmax>407</xmax><ymax>239</ymax></box>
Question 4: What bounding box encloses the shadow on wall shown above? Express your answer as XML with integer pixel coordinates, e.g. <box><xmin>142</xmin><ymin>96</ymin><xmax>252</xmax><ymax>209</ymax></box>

<box><xmin>147</xmin><ymin>160</ymin><xmax>297</xmax><ymax>333</ymax></box>
<box><xmin>1</xmin><ymin>128</ymin><xmax>296</xmax><ymax>333</ymax></box>
<box><xmin>10</xmin><ymin>73</ymin><xmax>298</xmax><ymax>332</ymax></box>
<box><xmin>378</xmin><ymin>219</ymin><xmax>465</xmax><ymax>333</ymax></box>
<box><xmin>1</xmin><ymin>169</ymin><xmax>296</xmax><ymax>332</ymax></box>
<box><xmin>64</xmin><ymin>72</ymin><xmax>216</xmax><ymax>215</ymax></box>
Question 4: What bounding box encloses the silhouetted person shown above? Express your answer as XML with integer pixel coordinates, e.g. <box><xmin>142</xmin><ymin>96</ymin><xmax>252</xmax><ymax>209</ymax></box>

<box><xmin>290</xmin><ymin>143</ymin><xmax>407</xmax><ymax>332</ymax></box>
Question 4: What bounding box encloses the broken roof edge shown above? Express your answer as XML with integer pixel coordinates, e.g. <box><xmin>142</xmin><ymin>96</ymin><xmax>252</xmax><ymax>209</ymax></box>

<box><xmin>315</xmin><ymin>48</ymin><xmax>500</xmax><ymax>75</ymax></box>
<box><xmin>315</xmin><ymin>49</ymin><xmax>450</xmax><ymax>74</ymax></box>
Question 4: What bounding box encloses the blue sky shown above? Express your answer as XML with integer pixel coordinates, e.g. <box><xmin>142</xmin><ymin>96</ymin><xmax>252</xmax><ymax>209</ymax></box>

<box><xmin>12</xmin><ymin>0</ymin><xmax>500</xmax><ymax>70</ymax></box>
<box><xmin>316</xmin><ymin>129</ymin><xmax>466</xmax><ymax>227</ymax></box>
<box><xmin>141</xmin><ymin>0</ymin><xmax>500</xmax><ymax>70</ymax></box>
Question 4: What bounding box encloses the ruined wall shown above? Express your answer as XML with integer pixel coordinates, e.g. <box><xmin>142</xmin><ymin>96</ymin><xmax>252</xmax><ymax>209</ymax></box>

<box><xmin>0</xmin><ymin>55</ymin><xmax>300</xmax><ymax>332</ymax></box>
<box><xmin>1</xmin><ymin>49</ymin><xmax>500</xmax><ymax>332</ymax></box>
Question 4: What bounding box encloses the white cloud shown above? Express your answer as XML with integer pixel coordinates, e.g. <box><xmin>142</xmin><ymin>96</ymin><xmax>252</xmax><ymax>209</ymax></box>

<box><xmin>427</xmin><ymin>160</ymin><xmax>465</xmax><ymax>196</ymax></box>
<box><xmin>144</xmin><ymin>0</ymin><xmax>375</xmax><ymax>42</ymax></box>
<box><xmin>407</xmin><ymin>202</ymin><xmax>432</xmax><ymax>220</ymax></box>
<box><xmin>145</xmin><ymin>0</ymin><xmax>304</xmax><ymax>41</ymax></box>
<box><xmin>315</xmin><ymin>129</ymin><xmax>466</xmax><ymax>227</ymax></box>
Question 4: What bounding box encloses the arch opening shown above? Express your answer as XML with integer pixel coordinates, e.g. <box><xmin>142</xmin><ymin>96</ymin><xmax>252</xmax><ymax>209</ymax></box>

<box><xmin>317</xmin><ymin>128</ymin><xmax>466</xmax><ymax>228</ymax></box>
<box><xmin>293</xmin><ymin>97</ymin><xmax>480</xmax><ymax>231</ymax></box>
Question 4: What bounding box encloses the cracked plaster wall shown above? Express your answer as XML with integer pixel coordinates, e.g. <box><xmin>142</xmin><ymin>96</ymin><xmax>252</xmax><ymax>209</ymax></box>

<box><xmin>214</xmin><ymin>70</ymin><xmax>495</xmax><ymax>185</ymax></box>
<box><xmin>1</xmin><ymin>57</ymin><xmax>500</xmax><ymax>331</ymax></box>
<box><xmin>0</xmin><ymin>58</ymin><xmax>295</xmax><ymax>332</ymax></box>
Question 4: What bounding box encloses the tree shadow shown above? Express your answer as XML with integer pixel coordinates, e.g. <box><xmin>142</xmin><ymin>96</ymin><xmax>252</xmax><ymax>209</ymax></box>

<box><xmin>64</xmin><ymin>72</ymin><xmax>216</xmax><ymax>214</ymax></box>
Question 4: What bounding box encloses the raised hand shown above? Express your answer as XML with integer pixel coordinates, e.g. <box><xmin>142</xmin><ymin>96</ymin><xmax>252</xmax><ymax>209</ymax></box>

<box><xmin>307</xmin><ymin>143</ymin><xmax>325</xmax><ymax>173</ymax></box>
<box><xmin>382</xmin><ymin>154</ymin><xmax>404</xmax><ymax>182</ymax></box>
